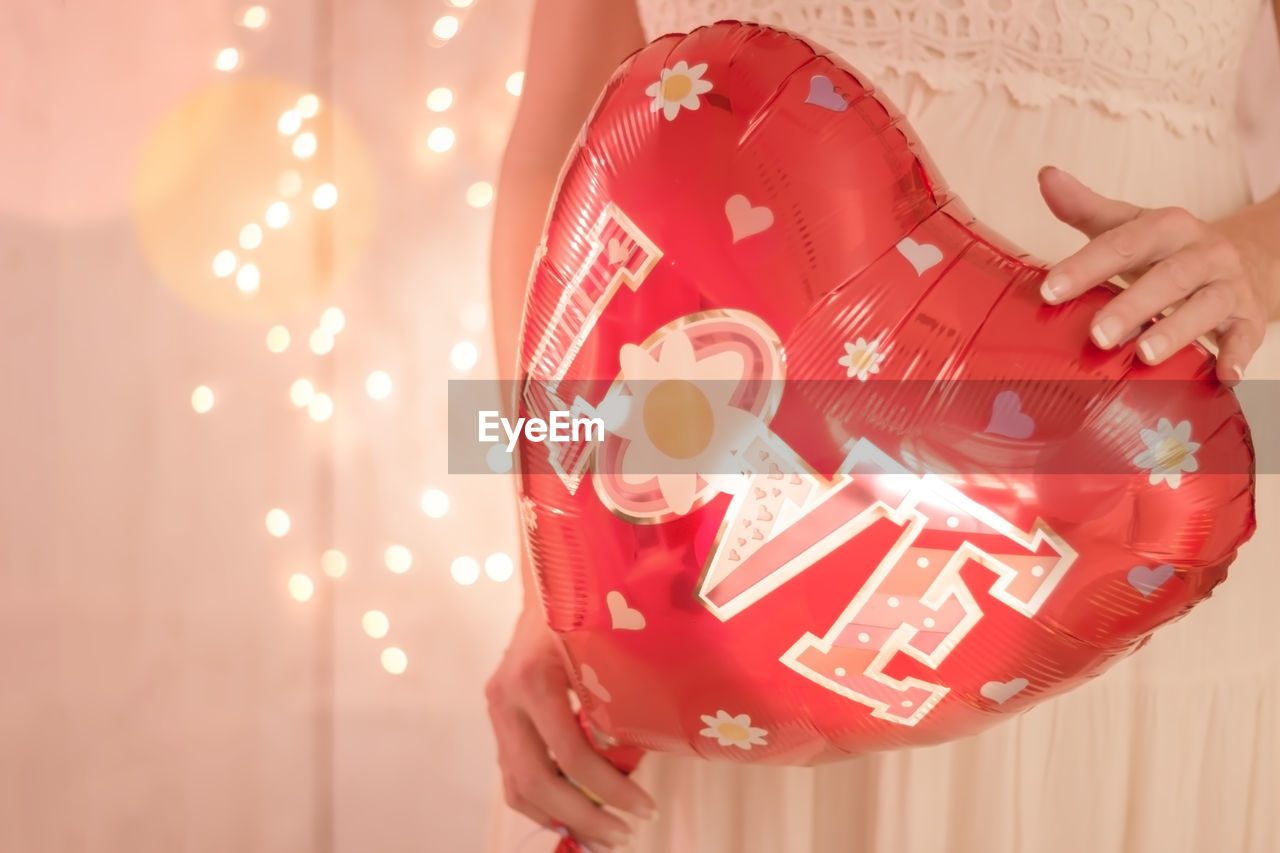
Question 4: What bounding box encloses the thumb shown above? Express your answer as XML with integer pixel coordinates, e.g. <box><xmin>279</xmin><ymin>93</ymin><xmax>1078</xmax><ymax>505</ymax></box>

<box><xmin>1038</xmin><ymin>165</ymin><xmax>1142</xmax><ymax>239</ymax></box>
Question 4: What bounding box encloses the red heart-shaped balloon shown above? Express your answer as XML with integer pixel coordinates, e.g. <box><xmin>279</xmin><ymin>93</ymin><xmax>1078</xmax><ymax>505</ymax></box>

<box><xmin>515</xmin><ymin>22</ymin><xmax>1255</xmax><ymax>763</ymax></box>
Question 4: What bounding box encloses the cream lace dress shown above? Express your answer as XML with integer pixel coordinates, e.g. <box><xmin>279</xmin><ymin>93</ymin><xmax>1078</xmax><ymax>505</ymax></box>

<box><xmin>488</xmin><ymin>2</ymin><xmax>1280</xmax><ymax>850</ymax></box>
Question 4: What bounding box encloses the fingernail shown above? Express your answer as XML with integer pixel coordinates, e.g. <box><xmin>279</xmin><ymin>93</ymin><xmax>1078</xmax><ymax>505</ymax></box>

<box><xmin>634</xmin><ymin>803</ymin><xmax>657</xmax><ymax>821</ymax></box>
<box><xmin>1040</xmin><ymin>273</ymin><xmax>1065</xmax><ymax>304</ymax></box>
<box><xmin>1138</xmin><ymin>335</ymin><xmax>1167</xmax><ymax>363</ymax></box>
<box><xmin>606</xmin><ymin>827</ymin><xmax>632</xmax><ymax>847</ymax></box>
<box><xmin>1091</xmin><ymin>316</ymin><xmax>1124</xmax><ymax>349</ymax></box>
<box><xmin>1233</xmin><ymin>363</ymin><xmax>1245</xmax><ymax>382</ymax></box>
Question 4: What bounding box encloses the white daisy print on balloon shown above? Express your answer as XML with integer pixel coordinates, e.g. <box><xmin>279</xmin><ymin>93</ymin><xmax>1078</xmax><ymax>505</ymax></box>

<box><xmin>1132</xmin><ymin>418</ymin><xmax>1200</xmax><ymax>489</ymax></box>
<box><xmin>596</xmin><ymin>328</ymin><xmax>763</xmax><ymax>516</ymax></box>
<box><xmin>699</xmin><ymin>710</ymin><xmax>769</xmax><ymax>750</ymax></box>
<box><xmin>645</xmin><ymin>60</ymin><xmax>714</xmax><ymax>121</ymax></box>
<box><xmin>837</xmin><ymin>337</ymin><xmax>885</xmax><ymax>381</ymax></box>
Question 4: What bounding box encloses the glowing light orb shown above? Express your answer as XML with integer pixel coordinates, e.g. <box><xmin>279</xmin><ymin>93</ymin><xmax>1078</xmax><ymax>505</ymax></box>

<box><xmin>451</xmin><ymin>556</ymin><xmax>480</xmax><ymax>586</ymax></box>
<box><xmin>366</xmin><ymin>370</ymin><xmax>392</xmax><ymax>400</ymax></box>
<box><xmin>426</xmin><ymin>88</ymin><xmax>453</xmax><ymax>112</ymax></box>
<box><xmin>266</xmin><ymin>508</ymin><xmax>291</xmax><ymax>537</ymax></box>
<box><xmin>421</xmin><ymin>488</ymin><xmax>450</xmax><ymax>518</ymax></box>
<box><xmin>132</xmin><ymin>79</ymin><xmax>374</xmax><ymax>321</ymax></box>
<box><xmin>288</xmin><ymin>574</ymin><xmax>315</xmax><ymax>602</ymax></box>
<box><xmin>191</xmin><ymin>386</ymin><xmax>215</xmax><ymax>413</ymax></box>
<box><xmin>321</xmin><ymin>549</ymin><xmax>347</xmax><ymax>578</ymax></box>
<box><xmin>385</xmin><ymin>545</ymin><xmax>413</xmax><ymax>574</ymax></box>
<box><xmin>266</xmin><ymin>326</ymin><xmax>290</xmax><ymax>353</ymax></box>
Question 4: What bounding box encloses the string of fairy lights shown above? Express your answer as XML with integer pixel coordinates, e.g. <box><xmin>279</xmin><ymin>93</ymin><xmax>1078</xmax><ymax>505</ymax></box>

<box><xmin>190</xmin><ymin>0</ymin><xmax>518</xmax><ymax>675</ymax></box>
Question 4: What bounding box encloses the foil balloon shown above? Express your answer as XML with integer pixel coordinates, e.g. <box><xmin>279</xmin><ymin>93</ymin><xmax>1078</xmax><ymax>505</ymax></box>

<box><xmin>513</xmin><ymin>20</ymin><xmax>1256</xmax><ymax>812</ymax></box>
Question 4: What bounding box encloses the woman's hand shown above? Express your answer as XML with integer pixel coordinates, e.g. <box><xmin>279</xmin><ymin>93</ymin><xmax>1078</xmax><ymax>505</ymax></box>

<box><xmin>486</xmin><ymin>604</ymin><xmax>656</xmax><ymax>851</ymax></box>
<box><xmin>1037</xmin><ymin>166</ymin><xmax>1279</xmax><ymax>385</ymax></box>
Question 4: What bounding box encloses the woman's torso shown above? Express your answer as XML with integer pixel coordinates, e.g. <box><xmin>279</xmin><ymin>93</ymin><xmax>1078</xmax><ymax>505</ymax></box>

<box><xmin>636</xmin><ymin>0</ymin><xmax>1266</xmax><ymax>259</ymax></box>
<box><xmin>629</xmin><ymin>0</ymin><xmax>1280</xmax><ymax>796</ymax></box>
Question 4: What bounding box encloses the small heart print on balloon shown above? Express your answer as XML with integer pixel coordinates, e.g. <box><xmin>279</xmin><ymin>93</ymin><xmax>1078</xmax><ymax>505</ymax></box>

<box><xmin>579</xmin><ymin>663</ymin><xmax>613</xmax><ymax>702</ymax></box>
<box><xmin>804</xmin><ymin>75</ymin><xmax>848</xmax><ymax>111</ymax></box>
<box><xmin>725</xmin><ymin>194</ymin><xmax>774</xmax><ymax>242</ymax></box>
<box><xmin>1127</xmin><ymin>563</ymin><xmax>1175</xmax><ymax>598</ymax></box>
<box><xmin>985</xmin><ymin>390</ymin><xmax>1036</xmax><ymax>439</ymax></box>
<box><xmin>980</xmin><ymin>677</ymin><xmax>1029</xmax><ymax>705</ymax></box>
<box><xmin>606</xmin><ymin>590</ymin><xmax>646</xmax><ymax>630</ymax></box>
<box><xmin>896</xmin><ymin>236</ymin><xmax>944</xmax><ymax>276</ymax></box>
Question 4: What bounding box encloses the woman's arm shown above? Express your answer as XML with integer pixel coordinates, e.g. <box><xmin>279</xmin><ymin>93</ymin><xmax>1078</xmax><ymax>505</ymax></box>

<box><xmin>490</xmin><ymin>0</ymin><xmax>648</xmax><ymax>392</ymax></box>
<box><xmin>1037</xmin><ymin>168</ymin><xmax>1279</xmax><ymax>382</ymax></box>
<box><xmin>1036</xmin><ymin>5</ymin><xmax>1280</xmax><ymax>376</ymax></box>
<box><xmin>485</xmin><ymin>3</ymin><xmax>652</xmax><ymax>851</ymax></box>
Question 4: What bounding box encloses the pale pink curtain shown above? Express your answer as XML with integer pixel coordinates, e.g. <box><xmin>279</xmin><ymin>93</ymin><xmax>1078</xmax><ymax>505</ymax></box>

<box><xmin>0</xmin><ymin>0</ymin><xmax>529</xmax><ymax>851</ymax></box>
<box><xmin>0</xmin><ymin>1</ymin><xmax>1275</xmax><ymax>852</ymax></box>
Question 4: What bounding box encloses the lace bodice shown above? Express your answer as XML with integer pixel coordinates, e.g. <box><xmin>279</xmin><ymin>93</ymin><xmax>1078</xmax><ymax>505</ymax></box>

<box><xmin>636</xmin><ymin>0</ymin><xmax>1266</xmax><ymax>138</ymax></box>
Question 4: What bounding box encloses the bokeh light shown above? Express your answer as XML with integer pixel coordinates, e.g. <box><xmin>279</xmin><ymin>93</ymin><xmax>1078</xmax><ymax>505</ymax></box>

<box><xmin>427</xmin><ymin>127</ymin><xmax>456</xmax><ymax>153</ymax></box>
<box><xmin>426</xmin><ymin>88</ymin><xmax>453</xmax><ymax>112</ymax></box>
<box><xmin>465</xmin><ymin>181</ymin><xmax>494</xmax><ymax>208</ymax></box>
<box><xmin>421</xmin><ymin>488</ymin><xmax>450</xmax><ymax>518</ymax></box>
<box><xmin>241</xmin><ymin>6</ymin><xmax>268</xmax><ymax>28</ymax></box>
<box><xmin>505</xmin><ymin>71</ymin><xmax>525</xmax><ymax>96</ymax></box>
<box><xmin>236</xmin><ymin>263</ymin><xmax>261</xmax><ymax>293</ymax></box>
<box><xmin>307</xmin><ymin>392</ymin><xmax>334</xmax><ymax>422</ymax></box>
<box><xmin>266</xmin><ymin>325</ymin><xmax>290</xmax><ymax>353</ymax></box>
<box><xmin>212</xmin><ymin>250</ymin><xmax>237</xmax><ymax>278</ymax></box>
<box><xmin>191</xmin><ymin>385</ymin><xmax>215</xmax><ymax>414</ymax></box>
<box><xmin>312</xmin><ymin>182</ymin><xmax>338</xmax><ymax>210</ymax></box>
<box><xmin>266</xmin><ymin>508</ymin><xmax>291</xmax><ymax>537</ymax></box>
<box><xmin>239</xmin><ymin>223</ymin><xmax>263</xmax><ymax>250</ymax></box>
<box><xmin>366</xmin><ymin>370</ymin><xmax>392</xmax><ymax>400</ymax></box>
<box><xmin>484</xmin><ymin>552</ymin><xmax>515</xmax><ymax>582</ymax></box>
<box><xmin>288</xmin><ymin>573</ymin><xmax>315</xmax><ymax>602</ymax></box>
<box><xmin>215</xmin><ymin>48</ymin><xmax>240</xmax><ymax>72</ymax></box>
<box><xmin>277</xmin><ymin>170</ymin><xmax>303</xmax><ymax>198</ymax></box>
<box><xmin>485</xmin><ymin>444</ymin><xmax>513</xmax><ymax>474</ymax></box>
<box><xmin>131</xmin><ymin>79</ymin><xmax>375</xmax><ymax>321</ymax></box>
<box><xmin>290</xmin><ymin>378</ymin><xmax>315</xmax><ymax>407</ymax></box>
<box><xmin>450</xmin><ymin>556</ymin><xmax>480</xmax><ymax>586</ymax></box>
<box><xmin>320</xmin><ymin>307</ymin><xmax>346</xmax><ymax>334</ymax></box>
<box><xmin>381</xmin><ymin>647</ymin><xmax>408</xmax><ymax>675</ymax></box>
<box><xmin>385</xmin><ymin>545</ymin><xmax>413</xmax><ymax>574</ymax></box>
<box><xmin>432</xmin><ymin>16</ymin><xmax>459</xmax><ymax>40</ymax></box>
<box><xmin>321</xmin><ymin>549</ymin><xmax>348</xmax><ymax>578</ymax></box>
<box><xmin>363</xmin><ymin>610</ymin><xmax>390</xmax><ymax>639</ymax></box>
<box><xmin>309</xmin><ymin>328</ymin><xmax>335</xmax><ymax>355</ymax></box>
<box><xmin>295</xmin><ymin>93</ymin><xmax>320</xmax><ymax>118</ymax></box>
<box><xmin>265</xmin><ymin>201</ymin><xmax>290</xmax><ymax>228</ymax></box>
<box><xmin>277</xmin><ymin>110</ymin><xmax>302</xmax><ymax>136</ymax></box>
<box><xmin>448</xmin><ymin>0</ymin><xmax>474</xmax><ymax>6</ymax></box>
<box><xmin>292</xmin><ymin>132</ymin><xmax>317</xmax><ymax>159</ymax></box>
<box><xmin>450</xmin><ymin>341</ymin><xmax>478</xmax><ymax>371</ymax></box>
